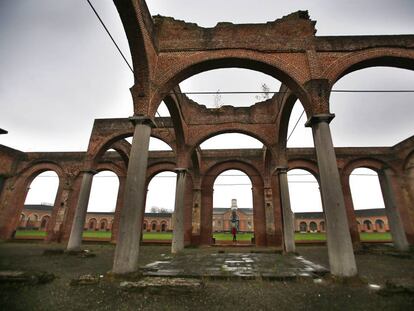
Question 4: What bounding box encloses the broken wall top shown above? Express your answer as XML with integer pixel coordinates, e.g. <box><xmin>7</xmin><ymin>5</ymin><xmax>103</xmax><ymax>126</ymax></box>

<box><xmin>153</xmin><ymin>11</ymin><xmax>317</xmax><ymax>52</ymax></box>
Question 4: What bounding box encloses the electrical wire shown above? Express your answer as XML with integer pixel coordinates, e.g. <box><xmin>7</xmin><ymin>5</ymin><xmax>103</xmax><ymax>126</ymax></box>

<box><xmin>86</xmin><ymin>0</ymin><xmax>133</xmax><ymax>73</ymax></box>
<box><xmin>286</xmin><ymin>109</ymin><xmax>305</xmax><ymax>142</ymax></box>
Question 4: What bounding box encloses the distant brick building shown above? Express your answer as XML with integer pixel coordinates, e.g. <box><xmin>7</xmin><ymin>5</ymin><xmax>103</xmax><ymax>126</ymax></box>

<box><xmin>294</xmin><ymin>209</ymin><xmax>389</xmax><ymax>233</ymax></box>
<box><xmin>19</xmin><ymin>204</ymin><xmax>388</xmax><ymax>234</ymax></box>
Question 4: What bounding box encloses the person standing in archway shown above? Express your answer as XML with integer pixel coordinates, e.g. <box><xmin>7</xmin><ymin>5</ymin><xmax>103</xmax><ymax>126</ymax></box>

<box><xmin>232</xmin><ymin>225</ymin><xmax>237</xmax><ymax>243</ymax></box>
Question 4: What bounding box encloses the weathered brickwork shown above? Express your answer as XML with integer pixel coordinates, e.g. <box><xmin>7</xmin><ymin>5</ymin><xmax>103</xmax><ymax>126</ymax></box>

<box><xmin>0</xmin><ymin>1</ymin><xmax>413</xmax><ymax>255</ymax></box>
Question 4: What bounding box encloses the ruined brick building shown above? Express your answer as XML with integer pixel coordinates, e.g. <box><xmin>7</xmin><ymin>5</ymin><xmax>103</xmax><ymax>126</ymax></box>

<box><xmin>1</xmin><ymin>0</ymin><xmax>413</xmax><ymax>277</ymax></box>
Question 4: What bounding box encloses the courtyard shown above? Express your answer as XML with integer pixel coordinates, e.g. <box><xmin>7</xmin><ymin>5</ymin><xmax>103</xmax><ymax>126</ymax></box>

<box><xmin>0</xmin><ymin>242</ymin><xmax>413</xmax><ymax>310</ymax></box>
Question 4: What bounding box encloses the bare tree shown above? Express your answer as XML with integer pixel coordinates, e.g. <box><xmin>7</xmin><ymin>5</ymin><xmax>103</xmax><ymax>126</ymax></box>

<box><xmin>255</xmin><ymin>83</ymin><xmax>271</xmax><ymax>101</ymax></box>
<box><xmin>213</xmin><ymin>89</ymin><xmax>223</xmax><ymax>108</ymax></box>
<box><xmin>150</xmin><ymin>206</ymin><xmax>171</xmax><ymax>213</ymax></box>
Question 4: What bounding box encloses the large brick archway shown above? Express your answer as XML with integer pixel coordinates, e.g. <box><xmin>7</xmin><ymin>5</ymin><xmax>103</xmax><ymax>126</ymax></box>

<box><xmin>199</xmin><ymin>160</ymin><xmax>266</xmax><ymax>246</ymax></box>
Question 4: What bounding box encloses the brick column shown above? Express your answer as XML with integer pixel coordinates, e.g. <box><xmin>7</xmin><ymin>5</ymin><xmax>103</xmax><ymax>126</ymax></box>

<box><xmin>200</xmin><ymin>187</ymin><xmax>213</xmax><ymax>245</ymax></box>
<box><xmin>252</xmin><ymin>185</ymin><xmax>267</xmax><ymax>246</ymax></box>
<box><xmin>341</xmin><ymin>174</ymin><xmax>361</xmax><ymax>248</ymax></box>
<box><xmin>46</xmin><ymin>178</ymin><xmax>73</xmax><ymax>243</ymax></box>
<box><xmin>378</xmin><ymin>168</ymin><xmax>409</xmax><ymax>251</ymax></box>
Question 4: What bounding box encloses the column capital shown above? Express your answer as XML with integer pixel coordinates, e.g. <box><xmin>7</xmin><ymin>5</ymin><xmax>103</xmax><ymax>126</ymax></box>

<box><xmin>273</xmin><ymin>166</ymin><xmax>288</xmax><ymax>175</ymax></box>
<box><xmin>305</xmin><ymin>113</ymin><xmax>335</xmax><ymax>127</ymax></box>
<box><xmin>129</xmin><ymin>116</ymin><xmax>156</xmax><ymax>128</ymax></box>
<box><xmin>174</xmin><ymin>168</ymin><xmax>189</xmax><ymax>175</ymax></box>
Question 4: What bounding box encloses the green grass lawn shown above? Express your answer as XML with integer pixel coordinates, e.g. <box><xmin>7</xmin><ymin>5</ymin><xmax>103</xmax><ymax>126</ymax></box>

<box><xmin>143</xmin><ymin>232</ymin><xmax>172</xmax><ymax>240</ymax></box>
<box><xmin>213</xmin><ymin>232</ymin><xmax>253</xmax><ymax>241</ymax></box>
<box><xmin>15</xmin><ymin>230</ymin><xmax>47</xmax><ymax>237</ymax></box>
<box><xmin>295</xmin><ymin>232</ymin><xmax>326</xmax><ymax>241</ymax></box>
<box><xmin>360</xmin><ymin>232</ymin><xmax>391</xmax><ymax>241</ymax></box>
<box><xmin>15</xmin><ymin>230</ymin><xmax>392</xmax><ymax>242</ymax></box>
<box><xmin>82</xmin><ymin>231</ymin><xmax>174</xmax><ymax>240</ymax></box>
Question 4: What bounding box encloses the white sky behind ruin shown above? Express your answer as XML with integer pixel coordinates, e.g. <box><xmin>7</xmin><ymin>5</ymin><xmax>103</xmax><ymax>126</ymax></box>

<box><xmin>1</xmin><ymin>0</ymin><xmax>413</xmax><ymax>213</ymax></box>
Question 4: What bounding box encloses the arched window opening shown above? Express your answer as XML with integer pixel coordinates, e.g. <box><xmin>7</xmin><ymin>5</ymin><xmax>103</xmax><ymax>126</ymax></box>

<box><xmin>125</xmin><ymin>136</ymin><xmax>172</xmax><ymax>151</ymax></box>
<box><xmin>320</xmin><ymin>221</ymin><xmax>325</xmax><ymax>232</ymax></box>
<box><xmin>22</xmin><ymin>170</ymin><xmax>59</xmax><ymax>235</ymax></box>
<box><xmin>180</xmin><ymin>68</ymin><xmax>281</xmax><ymax>108</ymax></box>
<box><xmin>212</xmin><ymin>169</ymin><xmax>254</xmax><ymax>243</ymax></box>
<box><xmin>200</xmin><ymin>133</ymin><xmax>263</xmax><ymax>150</ymax></box>
<box><xmin>375</xmin><ymin>219</ymin><xmax>385</xmax><ymax>232</ymax></box>
<box><xmin>309</xmin><ymin>222</ymin><xmax>317</xmax><ymax>232</ymax></box>
<box><xmin>288</xmin><ymin>169</ymin><xmax>322</xmax><ymax>213</ymax></box>
<box><xmin>156</xmin><ymin>101</ymin><xmax>171</xmax><ymax>117</ymax></box>
<box><xmin>26</xmin><ymin>216</ymin><xmax>32</xmax><ymax>229</ymax></box>
<box><xmin>24</xmin><ymin>171</ymin><xmax>59</xmax><ymax>206</ymax></box>
<box><xmin>100</xmin><ymin>220</ymin><xmax>107</xmax><ymax>231</ymax></box>
<box><xmin>363</xmin><ymin>220</ymin><xmax>372</xmax><ymax>231</ymax></box>
<box><xmin>331</xmin><ymin>67</ymin><xmax>414</xmax><ymax>147</ymax></box>
<box><xmin>299</xmin><ymin>222</ymin><xmax>307</xmax><ymax>232</ymax></box>
<box><xmin>349</xmin><ymin>167</ymin><xmax>389</xmax><ymax>240</ymax></box>
<box><xmin>40</xmin><ymin>216</ymin><xmax>49</xmax><ymax>230</ymax></box>
<box><xmin>151</xmin><ymin>222</ymin><xmax>157</xmax><ymax>232</ymax></box>
<box><xmin>88</xmin><ymin>219</ymin><xmax>97</xmax><ymax>230</ymax></box>
<box><xmin>146</xmin><ymin>171</ymin><xmax>176</xmax><ymax>213</ymax></box>
<box><xmin>161</xmin><ymin>223</ymin><xmax>167</xmax><ymax>232</ymax></box>
<box><xmin>86</xmin><ymin>171</ymin><xmax>119</xmax><ymax>238</ymax></box>
<box><xmin>286</xmin><ymin>100</ymin><xmax>314</xmax><ymax>148</ymax></box>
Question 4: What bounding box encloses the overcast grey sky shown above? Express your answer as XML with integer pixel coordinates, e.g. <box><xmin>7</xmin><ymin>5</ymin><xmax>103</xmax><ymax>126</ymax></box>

<box><xmin>1</xmin><ymin>0</ymin><xmax>413</xmax><ymax>214</ymax></box>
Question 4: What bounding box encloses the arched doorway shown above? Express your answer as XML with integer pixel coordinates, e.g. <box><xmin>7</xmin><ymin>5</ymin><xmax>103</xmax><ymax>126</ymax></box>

<box><xmin>287</xmin><ymin>168</ymin><xmax>323</xmax><ymax>242</ymax></box>
<box><xmin>212</xmin><ymin>169</ymin><xmax>254</xmax><ymax>244</ymax></box>
<box><xmin>20</xmin><ymin>170</ymin><xmax>59</xmax><ymax>238</ymax></box>
<box><xmin>349</xmin><ymin>167</ymin><xmax>392</xmax><ymax>241</ymax></box>
<box><xmin>85</xmin><ymin>170</ymin><xmax>120</xmax><ymax>239</ymax></box>
<box><xmin>200</xmin><ymin>160</ymin><xmax>266</xmax><ymax>246</ymax></box>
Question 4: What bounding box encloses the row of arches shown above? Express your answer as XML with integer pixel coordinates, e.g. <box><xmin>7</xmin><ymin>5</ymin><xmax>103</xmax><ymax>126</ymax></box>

<box><xmin>14</xmin><ymin>153</ymin><xmax>411</xmax><ymax>243</ymax></box>
<box><xmin>19</xmin><ymin>214</ymin><xmax>50</xmax><ymax>230</ymax></box>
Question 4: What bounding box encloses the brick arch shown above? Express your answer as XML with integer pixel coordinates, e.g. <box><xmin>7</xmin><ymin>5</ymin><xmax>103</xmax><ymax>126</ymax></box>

<box><xmin>150</xmin><ymin>220</ymin><xmax>158</xmax><ymax>232</ymax></box>
<box><xmin>0</xmin><ymin>162</ymin><xmax>64</xmax><ymax>239</ymax></box>
<box><xmin>160</xmin><ymin>220</ymin><xmax>168</xmax><ymax>232</ymax></box>
<box><xmin>162</xmin><ymin>94</ymin><xmax>186</xmax><ymax>147</ymax></box>
<box><xmin>287</xmin><ymin>159</ymin><xmax>320</xmax><ymax>181</ymax></box>
<box><xmin>88</xmin><ymin>218</ymin><xmax>97</xmax><ymax>230</ymax></box>
<box><xmin>113</xmin><ymin>0</ymin><xmax>151</xmax><ymax>87</ymax></box>
<box><xmin>277</xmin><ymin>90</ymin><xmax>302</xmax><ymax>149</ymax></box>
<box><xmin>342</xmin><ymin>158</ymin><xmax>392</xmax><ymax>177</ymax></box>
<box><xmin>200</xmin><ymin>160</ymin><xmax>266</xmax><ymax>246</ymax></box>
<box><xmin>150</xmin><ymin>53</ymin><xmax>312</xmax><ymax>118</ymax></box>
<box><xmin>340</xmin><ymin>157</ymin><xmax>392</xmax><ymax>244</ymax></box>
<box><xmin>324</xmin><ymin>47</ymin><xmax>414</xmax><ymax>87</ymax></box>
<box><xmin>190</xmin><ymin>129</ymin><xmax>271</xmax><ymax>155</ymax></box>
<box><xmin>145</xmin><ymin>161</ymin><xmax>193</xmax><ymax>244</ymax></box>
<box><xmin>146</xmin><ymin>162</ymin><xmax>176</xmax><ymax>185</ymax></box>
<box><xmin>88</xmin><ymin>131</ymin><xmax>176</xmax><ymax>165</ymax></box>
<box><xmin>93</xmin><ymin>163</ymin><xmax>126</xmax><ymax>182</ymax></box>
<box><xmin>99</xmin><ymin>218</ymin><xmax>108</xmax><ymax>231</ymax></box>
<box><xmin>40</xmin><ymin>215</ymin><xmax>50</xmax><ymax>230</ymax></box>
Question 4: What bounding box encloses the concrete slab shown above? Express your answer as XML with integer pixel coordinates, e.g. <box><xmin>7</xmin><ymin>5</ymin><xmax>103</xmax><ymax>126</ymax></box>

<box><xmin>141</xmin><ymin>252</ymin><xmax>328</xmax><ymax>280</ymax></box>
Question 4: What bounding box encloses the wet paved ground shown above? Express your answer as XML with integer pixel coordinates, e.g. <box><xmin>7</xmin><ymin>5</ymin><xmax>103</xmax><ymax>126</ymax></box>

<box><xmin>1</xmin><ymin>243</ymin><xmax>414</xmax><ymax>310</ymax></box>
<box><xmin>142</xmin><ymin>251</ymin><xmax>328</xmax><ymax>279</ymax></box>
